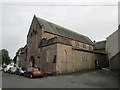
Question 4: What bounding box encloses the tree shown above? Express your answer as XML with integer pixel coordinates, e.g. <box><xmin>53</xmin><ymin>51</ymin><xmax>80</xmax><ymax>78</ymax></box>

<box><xmin>13</xmin><ymin>47</ymin><xmax>23</xmax><ymax>64</ymax></box>
<box><xmin>0</xmin><ymin>49</ymin><xmax>11</xmax><ymax>65</ymax></box>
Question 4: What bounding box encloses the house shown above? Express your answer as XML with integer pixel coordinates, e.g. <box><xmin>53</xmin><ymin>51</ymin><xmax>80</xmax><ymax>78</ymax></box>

<box><xmin>94</xmin><ymin>40</ymin><xmax>106</xmax><ymax>53</ymax></box>
<box><xmin>106</xmin><ymin>25</ymin><xmax>120</xmax><ymax>70</ymax></box>
<box><xmin>19</xmin><ymin>15</ymin><xmax>108</xmax><ymax>74</ymax></box>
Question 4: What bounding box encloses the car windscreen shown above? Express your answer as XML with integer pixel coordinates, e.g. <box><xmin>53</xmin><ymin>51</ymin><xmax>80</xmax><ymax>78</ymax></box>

<box><xmin>38</xmin><ymin>68</ymin><xmax>43</xmax><ymax>71</ymax></box>
<box><xmin>33</xmin><ymin>68</ymin><xmax>39</xmax><ymax>71</ymax></box>
<box><xmin>21</xmin><ymin>68</ymin><xmax>27</xmax><ymax>71</ymax></box>
<box><xmin>11</xmin><ymin>68</ymin><xmax>16</xmax><ymax>70</ymax></box>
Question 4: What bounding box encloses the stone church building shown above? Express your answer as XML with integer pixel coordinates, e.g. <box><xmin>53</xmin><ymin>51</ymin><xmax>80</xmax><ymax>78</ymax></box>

<box><xmin>19</xmin><ymin>15</ymin><xmax>108</xmax><ymax>74</ymax></box>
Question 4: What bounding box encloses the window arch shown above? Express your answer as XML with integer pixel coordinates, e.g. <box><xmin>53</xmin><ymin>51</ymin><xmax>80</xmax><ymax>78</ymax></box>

<box><xmin>29</xmin><ymin>56</ymin><xmax>35</xmax><ymax>67</ymax></box>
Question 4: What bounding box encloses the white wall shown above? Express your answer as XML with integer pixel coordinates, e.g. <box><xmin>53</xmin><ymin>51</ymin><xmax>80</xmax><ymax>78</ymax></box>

<box><xmin>106</xmin><ymin>29</ymin><xmax>119</xmax><ymax>59</ymax></box>
<box><xmin>118</xmin><ymin>1</ymin><xmax>120</xmax><ymax>54</ymax></box>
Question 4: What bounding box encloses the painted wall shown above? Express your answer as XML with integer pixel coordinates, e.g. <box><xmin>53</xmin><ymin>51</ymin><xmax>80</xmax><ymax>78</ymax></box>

<box><xmin>110</xmin><ymin>52</ymin><xmax>120</xmax><ymax>70</ymax></box>
<box><xmin>106</xmin><ymin>30</ymin><xmax>119</xmax><ymax>59</ymax></box>
<box><xmin>106</xmin><ymin>29</ymin><xmax>120</xmax><ymax>70</ymax></box>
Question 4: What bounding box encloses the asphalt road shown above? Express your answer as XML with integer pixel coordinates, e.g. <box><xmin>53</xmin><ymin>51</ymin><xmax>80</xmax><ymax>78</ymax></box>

<box><xmin>2</xmin><ymin>70</ymin><xmax>119</xmax><ymax>88</ymax></box>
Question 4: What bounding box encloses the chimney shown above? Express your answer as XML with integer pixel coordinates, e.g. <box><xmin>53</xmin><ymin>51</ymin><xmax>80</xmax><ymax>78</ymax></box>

<box><xmin>93</xmin><ymin>40</ymin><xmax>96</xmax><ymax>43</ymax></box>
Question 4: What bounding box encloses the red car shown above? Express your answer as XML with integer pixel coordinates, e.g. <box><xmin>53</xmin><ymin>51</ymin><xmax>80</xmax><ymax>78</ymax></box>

<box><xmin>24</xmin><ymin>67</ymin><xmax>44</xmax><ymax>78</ymax></box>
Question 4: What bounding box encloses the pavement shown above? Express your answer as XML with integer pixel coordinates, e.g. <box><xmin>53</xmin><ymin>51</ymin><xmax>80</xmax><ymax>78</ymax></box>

<box><xmin>1</xmin><ymin>69</ymin><xmax>119</xmax><ymax>88</ymax></box>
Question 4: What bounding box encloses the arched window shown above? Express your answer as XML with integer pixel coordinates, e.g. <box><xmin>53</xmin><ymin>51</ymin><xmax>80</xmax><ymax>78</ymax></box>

<box><xmin>53</xmin><ymin>55</ymin><xmax>56</xmax><ymax>63</ymax></box>
<box><xmin>29</xmin><ymin>56</ymin><xmax>35</xmax><ymax>67</ymax></box>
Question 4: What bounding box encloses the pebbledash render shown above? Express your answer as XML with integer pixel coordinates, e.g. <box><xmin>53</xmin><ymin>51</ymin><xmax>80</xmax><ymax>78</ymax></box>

<box><xmin>18</xmin><ymin>15</ymin><xmax>108</xmax><ymax>74</ymax></box>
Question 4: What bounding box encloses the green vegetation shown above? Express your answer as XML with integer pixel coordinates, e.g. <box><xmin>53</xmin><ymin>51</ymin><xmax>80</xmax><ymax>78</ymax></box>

<box><xmin>0</xmin><ymin>49</ymin><xmax>11</xmax><ymax>65</ymax></box>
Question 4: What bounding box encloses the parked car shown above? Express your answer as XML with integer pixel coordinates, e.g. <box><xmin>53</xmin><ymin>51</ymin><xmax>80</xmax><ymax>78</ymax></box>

<box><xmin>0</xmin><ymin>67</ymin><xmax>2</xmax><ymax>71</ymax></box>
<box><xmin>24</xmin><ymin>67</ymin><xmax>44</xmax><ymax>78</ymax></box>
<box><xmin>2</xmin><ymin>65</ymin><xmax>7</xmax><ymax>71</ymax></box>
<box><xmin>15</xmin><ymin>67</ymin><xmax>27</xmax><ymax>75</ymax></box>
<box><xmin>4</xmin><ymin>65</ymin><xmax>13</xmax><ymax>73</ymax></box>
<box><xmin>8</xmin><ymin>67</ymin><xmax>17</xmax><ymax>74</ymax></box>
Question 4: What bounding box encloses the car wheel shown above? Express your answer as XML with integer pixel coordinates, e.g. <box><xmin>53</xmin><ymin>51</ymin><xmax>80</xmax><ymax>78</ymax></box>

<box><xmin>40</xmin><ymin>76</ymin><xmax>43</xmax><ymax>78</ymax></box>
<box><xmin>19</xmin><ymin>73</ymin><xmax>21</xmax><ymax>76</ymax></box>
<box><xmin>30</xmin><ymin>74</ymin><xmax>33</xmax><ymax>79</ymax></box>
<box><xmin>15</xmin><ymin>72</ymin><xmax>17</xmax><ymax>75</ymax></box>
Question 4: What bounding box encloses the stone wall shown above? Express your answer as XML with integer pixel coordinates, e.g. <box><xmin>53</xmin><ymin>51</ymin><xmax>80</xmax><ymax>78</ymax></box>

<box><xmin>73</xmin><ymin>50</ymin><xmax>95</xmax><ymax>71</ymax></box>
<box><xmin>42</xmin><ymin>32</ymin><xmax>94</xmax><ymax>51</ymax></box>
<box><xmin>42</xmin><ymin>31</ymin><xmax>56</xmax><ymax>39</ymax></box>
<box><xmin>26</xmin><ymin>16</ymin><xmax>43</xmax><ymax>68</ymax></box>
<box><xmin>40</xmin><ymin>44</ymin><xmax>57</xmax><ymax>73</ymax></box>
<box><xmin>56</xmin><ymin>43</ymin><xmax>108</xmax><ymax>74</ymax></box>
<box><xmin>56</xmin><ymin>44</ymin><xmax>73</xmax><ymax>74</ymax></box>
<box><xmin>19</xmin><ymin>52</ymin><xmax>27</xmax><ymax>67</ymax></box>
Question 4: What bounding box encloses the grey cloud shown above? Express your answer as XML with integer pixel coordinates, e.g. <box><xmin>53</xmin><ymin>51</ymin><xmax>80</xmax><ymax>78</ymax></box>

<box><xmin>2</xmin><ymin>2</ymin><xmax>118</xmax><ymax>58</ymax></box>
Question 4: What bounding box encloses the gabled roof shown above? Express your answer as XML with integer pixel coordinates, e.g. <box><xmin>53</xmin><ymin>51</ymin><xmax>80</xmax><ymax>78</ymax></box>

<box><xmin>94</xmin><ymin>40</ymin><xmax>106</xmax><ymax>50</ymax></box>
<box><xmin>35</xmin><ymin>16</ymin><xmax>93</xmax><ymax>45</ymax></box>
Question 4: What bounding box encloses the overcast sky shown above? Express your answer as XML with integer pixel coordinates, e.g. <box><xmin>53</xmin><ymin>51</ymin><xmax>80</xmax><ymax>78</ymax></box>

<box><xmin>0</xmin><ymin>0</ymin><xmax>119</xmax><ymax>58</ymax></box>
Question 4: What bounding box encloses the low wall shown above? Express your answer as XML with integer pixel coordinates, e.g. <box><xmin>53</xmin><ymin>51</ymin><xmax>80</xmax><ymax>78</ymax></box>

<box><xmin>73</xmin><ymin>48</ymin><xmax>109</xmax><ymax>72</ymax></box>
<box><xmin>56</xmin><ymin>44</ymin><xmax>109</xmax><ymax>74</ymax></box>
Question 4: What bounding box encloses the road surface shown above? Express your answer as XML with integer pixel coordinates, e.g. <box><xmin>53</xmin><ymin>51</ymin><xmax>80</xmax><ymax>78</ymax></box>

<box><xmin>2</xmin><ymin>69</ymin><xmax>119</xmax><ymax>88</ymax></box>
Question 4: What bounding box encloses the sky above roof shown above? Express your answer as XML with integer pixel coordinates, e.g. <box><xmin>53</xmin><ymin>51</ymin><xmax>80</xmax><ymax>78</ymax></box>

<box><xmin>0</xmin><ymin>0</ymin><xmax>119</xmax><ymax>58</ymax></box>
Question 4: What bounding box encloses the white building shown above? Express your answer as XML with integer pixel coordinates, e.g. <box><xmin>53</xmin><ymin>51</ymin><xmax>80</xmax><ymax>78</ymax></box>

<box><xmin>106</xmin><ymin>26</ymin><xmax>120</xmax><ymax>70</ymax></box>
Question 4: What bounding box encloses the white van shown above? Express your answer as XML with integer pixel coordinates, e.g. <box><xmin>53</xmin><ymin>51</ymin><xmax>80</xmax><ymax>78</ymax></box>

<box><xmin>4</xmin><ymin>65</ymin><xmax>13</xmax><ymax>73</ymax></box>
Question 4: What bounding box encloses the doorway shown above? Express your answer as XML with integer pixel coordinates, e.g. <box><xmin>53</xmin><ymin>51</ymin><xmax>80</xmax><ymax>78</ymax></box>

<box><xmin>29</xmin><ymin>56</ymin><xmax>35</xmax><ymax>67</ymax></box>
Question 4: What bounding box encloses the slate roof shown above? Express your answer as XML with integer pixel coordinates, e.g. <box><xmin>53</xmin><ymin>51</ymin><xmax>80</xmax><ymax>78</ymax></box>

<box><xmin>94</xmin><ymin>40</ymin><xmax>106</xmax><ymax>50</ymax></box>
<box><xmin>35</xmin><ymin>16</ymin><xmax>93</xmax><ymax>45</ymax></box>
